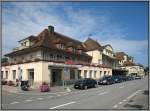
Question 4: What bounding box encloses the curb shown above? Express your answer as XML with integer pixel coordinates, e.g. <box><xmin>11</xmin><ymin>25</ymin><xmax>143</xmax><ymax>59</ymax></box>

<box><xmin>2</xmin><ymin>89</ymin><xmax>73</xmax><ymax>96</ymax></box>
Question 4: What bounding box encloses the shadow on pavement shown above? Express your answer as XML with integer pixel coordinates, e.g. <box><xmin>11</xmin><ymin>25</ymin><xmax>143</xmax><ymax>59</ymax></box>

<box><xmin>124</xmin><ymin>104</ymin><xmax>143</xmax><ymax>109</ymax></box>
<box><xmin>143</xmin><ymin>90</ymin><xmax>149</xmax><ymax>95</ymax></box>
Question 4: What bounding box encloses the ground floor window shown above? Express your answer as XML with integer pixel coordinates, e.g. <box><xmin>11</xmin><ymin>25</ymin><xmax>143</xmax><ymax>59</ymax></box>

<box><xmin>28</xmin><ymin>69</ymin><xmax>34</xmax><ymax>86</ymax></box>
<box><xmin>51</xmin><ymin>69</ymin><xmax>62</xmax><ymax>86</ymax></box>
<box><xmin>1</xmin><ymin>71</ymin><xmax>3</xmax><ymax>79</ymax></box>
<box><xmin>104</xmin><ymin>71</ymin><xmax>106</xmax><ymax>76</ymax></box>
<box><xmin>100</xmin><ymin>71</ymin><xmax>102</xmax><ymax>78</ymax></box>
<box><xmin>12</xmin><ymin>70</ymin><xmax>16</xmax><ymax>80</ymax></box>
<box><xmin>84</xmin><ymin>70</ymin><xmax>87</xmax><ymax>78</ymax></box>
<box><xmin>94</xmin><ymin>71</ymin><xmax>97</xmax><ymax>78</ymax></box>
<box><xmin>89</xmin><ymin>70</ymin><xmax>92</xmax><ymax>78</ymax></box>
<box><xmin>70</xmin><ymin>69</ymin><xmax>75</xmax><ymax>80</ymax></box>
<box><xmin>78</xmin><ymin>70</ymin><xmax>81</xmax><ymax>79</ymax></box>
<box><xmin>6</xmin><ymin>71</ymin><xmax>8</xmax><ymax>79</ymax></box>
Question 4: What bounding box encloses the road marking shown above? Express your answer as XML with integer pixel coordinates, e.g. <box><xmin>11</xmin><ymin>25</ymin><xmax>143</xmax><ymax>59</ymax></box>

<box><xmin>119</xmin><ymin>86</ymin><xmax>124</xmax><ymax>88</ymax></box>
<box><xmin>113</xmin><ymin>105</ymin><xmax>118</xmax><ymax>108</ymax></box>
<box><xmin>64</xmin><ymin>93</ymin><xmax>69</xmax><ymax>95</ymax></box>
<box><xmin>127</xmin><ymin>90</ymin><xmax>141</xmax><ymax>100</ymax></box>
<box><xmin>118</xmin><ymin>102</ymin><xmax>122</xmax><ymax>104</ymax></box>
<box><xmin>123</xmin><ymin>99</ymin><xmax>127</xmax><ymax>102</ymax></box>
<box><xmin>49</xmin><ymin>101</ymin><xmax>76</xmax><ymax>109</ymax></box>
<box><xmin>57</xmin><ymin>94</ymin><xmax>61</xmax><ymax>96</ymax></box>
<box><xmin>10</xmin><ymin>101</ymin><xmax>20</xmax><ymax>104</ymax></box>
<box><xmin>37</xmin><ymin>98</ymin><xmax>44</xmax><ymax>100</ymax></box>
<box><xmin>24</xmin><ymin>99</ymin><xmax>33</xmax><ymax>102</ymax></box>
<box><xmin>98</xmin><ymin>91</ymin><xmax>109</xmax><ymax>96</ymax></box>
<box><xmin>48</xmin><ymin>96</ymin><xmax>53</xmax><ymax>98</ymax></box>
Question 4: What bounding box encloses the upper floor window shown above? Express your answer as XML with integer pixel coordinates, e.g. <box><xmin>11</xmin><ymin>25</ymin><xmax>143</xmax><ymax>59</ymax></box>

<box><xmin>59</xmin><ymin>43</ymin><xmax>65</xmax><ymax>49</ymax></box>
<box><xmin>30</xmin><ymin>55</ymin><xmax>33</xmax><ymax>59</ymax></box>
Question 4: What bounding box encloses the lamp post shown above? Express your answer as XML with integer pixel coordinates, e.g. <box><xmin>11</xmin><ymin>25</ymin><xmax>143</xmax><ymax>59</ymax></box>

<box><xmin>18</xmin><ymin>66</ymin><xmax>22</xmax><ymax>92</ymax></box>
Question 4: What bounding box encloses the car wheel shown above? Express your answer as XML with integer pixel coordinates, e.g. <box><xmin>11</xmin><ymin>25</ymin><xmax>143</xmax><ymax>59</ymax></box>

<box><xmin>84</xmin><ymin>85</ymin><xmax>88</xmax><ymax>89</ymax></box>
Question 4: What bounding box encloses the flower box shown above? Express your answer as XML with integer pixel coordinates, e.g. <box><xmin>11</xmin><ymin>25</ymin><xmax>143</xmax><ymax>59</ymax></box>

<box><xmin>39</xmin><ymin>82</ymin><xmax>50</xmax><ymax>92</ymax></box>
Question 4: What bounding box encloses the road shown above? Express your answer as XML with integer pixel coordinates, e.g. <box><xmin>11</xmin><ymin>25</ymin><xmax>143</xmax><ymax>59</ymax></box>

<box><xmin>2</xmin><ymin>77</ymin><xmax>149</xmax><ymax>110</ymax></box>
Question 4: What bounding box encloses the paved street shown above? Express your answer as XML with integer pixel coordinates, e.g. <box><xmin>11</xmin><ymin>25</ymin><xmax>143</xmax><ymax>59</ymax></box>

<box><xmin>2</xmin><ymin>77</ymin><xmax>149</xmax><ymax>110</ymax></box>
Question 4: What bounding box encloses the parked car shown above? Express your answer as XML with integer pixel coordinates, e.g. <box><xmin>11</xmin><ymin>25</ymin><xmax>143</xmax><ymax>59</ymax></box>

<box><xmin>74</xmin><ymin>78</ymin><xmax>97</xmax><ymax>89</ymax></box>
<box><xmin>135</xmin><ymin>75</ymin><xmax>141</xmax><ymax>79</ymax></box>
<box><xmin>126</xmin><ymin>76</ymin><xmax>134</xmax><ymax>81</ymax></box>
<box><xmin>1</xmin><ymin>79</ymin><xmax>7</xmax><ymax>85</ymax></box>
<box><xmin>111</xmin><ymin>76</ymin><xmax>123</xmax><ymax>83</ymax></box>
<box><xmin>21</xmin><ymin>80</ymin><xmax>30</xmax><ymax>91</ymax></box>
<box><xmin>98</xmin><ymin>76</ymin><xmax>115</xmax><ymax>85</ymax></box>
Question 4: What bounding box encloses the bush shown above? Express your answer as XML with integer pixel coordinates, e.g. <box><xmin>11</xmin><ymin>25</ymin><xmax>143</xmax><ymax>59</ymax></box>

<box><xmin>40</xmin><ymin>82</ymin><xmax>50</xmax><ymax>92</ymax></box>
<box><xmin>7</xmin><ymin>80</ymin><xmax>15</xmax><ymax>86</ymax></box>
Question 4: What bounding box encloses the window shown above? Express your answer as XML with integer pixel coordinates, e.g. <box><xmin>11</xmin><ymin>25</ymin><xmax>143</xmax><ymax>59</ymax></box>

<box><xmin>12</xmin><ymin>70</ymin><xmax>16</xmax><ymax>80</ymax></box>
<box><xmin>1</xmin><ymin>71</ymin><xmax>3</xmax><ymax>79</ymax></box>
<box><xmin>100</xmin><ymin>71</ymin><xmax>102</xmax><ymax>78</ymax></box>
<box><xmin>70</xmin><ymin>69</ymin><xmax>76</xmax><ymax>79</ymax></box>
<box><xmin>89</xmin><ymin>70</ymin><xmax>92</xmax><ymax>78</ymax></box>
<box><xmin>78</xmin><ymin>70</ymin><xmax>81</xmax><ymax>79</ymax></box>
<box><xmin>6</xmin><ymin>71</ymin><xmax>8</xmax><ymax>79</ymax></box>
<box><xmin>94</xmin><ymin>71</ymin><xmax>97</xmax><ymax>78</ymax></box>
<box><xmin>84</xmin><ymin>70</ymin><xmax>87</xmax><ymax>78</ymax></box>
<box><xmin>49</xmin><ymin>54</ymin><xmax>53</xmax><ymax>59</ymax></box>
<box><xmin>108</xmin><ymin>71</ymin><xmax>110</xmax><ymax>75</ymax></box>
<box><xmin>21</xmin><ymin>56</ymin><xmax>24</xmax><ymax>60</ymax></box>
<box><xmin>73</xmin><ymin>48</ymin><xmax>76</xmax><ymax>52</ymax></box>
<box><xmin>60</xmin><ymin>43</ymin><xmax>65</xmax><ymax>49</ymax></box>
<box><xmin>104</xmin><ymin>71</ymin><xmax>106</xmax><ymax>75</ymax></box>
<box><xmin>30</xmin><ymin>55</ymin><xmax>33</xmax><ymax>59</ymax></box>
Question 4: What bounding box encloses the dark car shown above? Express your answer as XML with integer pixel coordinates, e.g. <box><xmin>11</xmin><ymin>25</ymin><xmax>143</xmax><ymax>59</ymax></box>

<box><xmin>74</xmin><ymin>78</ymin><xmax>97</xmax><ymax>89</ymax></box>
<box><xmin>135</xmin><ymin>75</ymin><xmax>141</xmax><ymax>79</ymax></box>
<box><xmin>126</xmin><ymin>76</ymin><xmax>134</xmax><ymax>81</ymax></box>
<box><xmin>1</xmin><ymin>79</ymin><xmax>7</xmax><ymax>85</ymax></box>
<box><xmin>98</xmin><ymin>76</ymin><xmax>115</xmax><ymax>85</ymax></box>
<box><xmin>111</xmin><ymin>76</ymin><xmax>123</xmax><ymax>83</ymax></box>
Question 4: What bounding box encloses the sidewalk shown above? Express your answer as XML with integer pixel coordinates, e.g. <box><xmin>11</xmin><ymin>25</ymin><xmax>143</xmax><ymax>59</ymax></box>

<box><xmin>2</xmin><ymin>85</ymin><xmax>74</xmax><ymax>95</ymax></box>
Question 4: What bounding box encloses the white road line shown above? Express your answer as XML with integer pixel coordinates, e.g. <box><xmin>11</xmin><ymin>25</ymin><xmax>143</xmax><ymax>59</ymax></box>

<box><xmin>64</xmin><ymin>93</ymin><xmax>69</xmax><ymax>95</ymax></box>
<box><xmin>118</xmin><ymin>102</ymin><xmax>122</xmax><ymax>104</ymax></box>
<box><xmin>48</xmin><ymin>96</ymin><xmax>53</xmax><ymax>98</ymax></box>
<box><xmin>123</xmin><ymin>99</ymin><xmax>127</xmax><ymax>102</ymax></box>
<box><xmin>127</xmin><ymin>90</ymin><xmax>141</xmax><ymax>100</ymax></box>
<box><xmin>49</xmin><ymin>101</ymin><xmax>76</xmax><ymax>109</ymax></box>
<box><xmin>98</xmin><ymin>91</ymin><xmax>109</xmax><ymax>96</ymax></box>
<box><xmin>119</xmin><ymin>86</ymin><xmax>124</xmax><ymax>88</ymax></box>
<box><xmin>24</xmin><ymin>99</ymin><xmax>33</xmax><ymax>102</ymax></box>
<box><xmin>37</xmin><ymin>98</ymin><xmax>44</xmax><ymax>100</ymax></box>
<box><xmin>113</xmin><ymin>105</ymin><xmax>118</xmax><ymax>108</ymax></box>
<box><xmin>10</xmin><ymin>101</ymin><xmax>20</xmax><ymax>104</ymax></box>
<box><xmin>57</xmin><ymin>94</ymin><xmax>61</xmax><ymax>96</ymax></box>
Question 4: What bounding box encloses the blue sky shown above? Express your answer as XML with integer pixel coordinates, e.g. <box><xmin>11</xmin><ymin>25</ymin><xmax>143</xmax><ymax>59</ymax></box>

<box><xmin>2</xmin><ymin>2</ymin><xmax>148</xmax><ymax>66</ymax></box>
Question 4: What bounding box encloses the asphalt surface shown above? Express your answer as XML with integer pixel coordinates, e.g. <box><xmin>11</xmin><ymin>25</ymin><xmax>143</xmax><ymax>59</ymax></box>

<box><xmin>1</xmin><ymin>77</ymin><xmax>149</xmax><ymax>110</ymax></box>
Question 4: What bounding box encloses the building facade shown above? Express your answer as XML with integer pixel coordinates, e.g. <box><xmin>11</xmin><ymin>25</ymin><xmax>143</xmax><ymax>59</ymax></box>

<box><xmin>1</xmin><ymin>26</ymin><xmax>112</xmax><ymax>88</ymax></box>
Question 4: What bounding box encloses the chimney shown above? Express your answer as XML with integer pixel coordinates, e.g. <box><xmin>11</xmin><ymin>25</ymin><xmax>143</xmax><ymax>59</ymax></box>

<box><xmin>48</xmin><ymin>25</ymin><xmax>54</xmax><ymax>34</ymax></box>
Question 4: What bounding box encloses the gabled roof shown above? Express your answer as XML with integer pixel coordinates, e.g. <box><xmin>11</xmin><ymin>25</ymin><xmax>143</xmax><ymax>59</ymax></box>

<box><xmin>115</xmin><ymin>52</ymin><xmax>127</xmax><ymax>60</ymax></box>
<box><xmin>84</xmin><ymin>38</ymin><xmax>103</xmax><ymax>51</ymax></box>
<box><xmin>102</xmin><ymin>44</ymin><xmax>113</xmax><ymax>51</ymax></box>
<box><xmin>5</xmin><ymin>26</ymin><xmax>90</xmax><ymax>58</ymax></box>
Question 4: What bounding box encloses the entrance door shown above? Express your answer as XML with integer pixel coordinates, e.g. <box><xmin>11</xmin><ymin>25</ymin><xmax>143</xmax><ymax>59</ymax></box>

<box><xmin>28</xmin><ymin>69</ymin><xmax>34</xmax><ymax>86</ymax></box>
<box><xmin>51</xmin><ymin>69</ymin><xmax>62</xmax><ymax>86</ymax></box>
